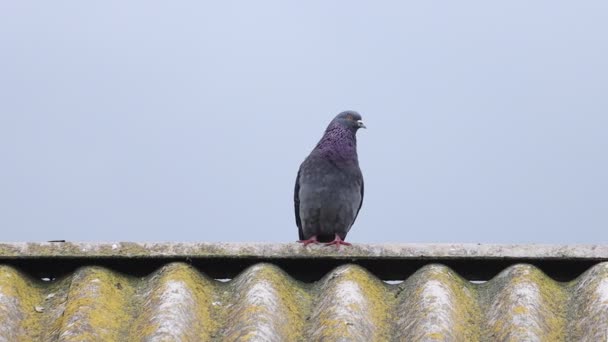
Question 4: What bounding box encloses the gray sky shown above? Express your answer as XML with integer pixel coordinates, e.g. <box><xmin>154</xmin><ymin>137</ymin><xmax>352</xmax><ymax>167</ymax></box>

<box><xmin>1</xmin><ymin>1</ymin><xmax>607</xmax><ymax>243</ymax></box>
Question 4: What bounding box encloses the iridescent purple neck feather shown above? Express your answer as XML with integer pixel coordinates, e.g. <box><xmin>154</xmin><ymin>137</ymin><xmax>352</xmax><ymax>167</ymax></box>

<box><xmin>313</xmin><ymin>120</ymin><xmax>359</xmax><ymax>164</ymax></box>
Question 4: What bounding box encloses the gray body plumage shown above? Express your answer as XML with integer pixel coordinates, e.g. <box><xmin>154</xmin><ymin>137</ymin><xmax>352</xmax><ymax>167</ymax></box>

<box><xmin>294</xmin><ymin>111</ymin><xmax>365</xmax><ymax>242</ymax></box>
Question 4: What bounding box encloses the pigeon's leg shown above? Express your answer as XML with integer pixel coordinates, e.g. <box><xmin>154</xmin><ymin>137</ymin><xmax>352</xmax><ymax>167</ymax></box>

<box><xmin>324</xmin><ymin>234</ymin><xmax>352</xmax><ymax>249</ymax></box>
<box><xmin>298</xmin><ymin>235</ymin><xmax>320</xmax><ymax>246</ymax></box>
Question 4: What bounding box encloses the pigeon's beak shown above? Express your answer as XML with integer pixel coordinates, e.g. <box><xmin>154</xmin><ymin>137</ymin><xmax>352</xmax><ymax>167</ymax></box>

<box><xmin>357</xmin><ymin>120</ymin><xmax>366</xmax><ymax>129</ymax></box>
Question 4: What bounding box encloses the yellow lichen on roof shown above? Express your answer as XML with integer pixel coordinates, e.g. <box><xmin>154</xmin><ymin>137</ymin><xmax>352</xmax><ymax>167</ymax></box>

<box><xmin>57</xmin><ymin>266</ymin><xmax>136</xmax><ymax>341</ymax></box>
<box><xmin>567</xmin><ymin>262</ymin><xmax>608</xmax><ymax>340</ymax></box>
<box><xmin>480</xmin><ymin>264</ymin><xmax>567</xmax><ymax>341</ymax></box>
<box><xmin>394</xmin><ymin>264</ymin><xmax>481</xmax><ymax>341</ymax></box>
<box><xmin>0</xmin><ymin>266</ymin><xmax>45</xmax><ymax>341</ymax></box>
<box><xmin>130</xmin><ymin>262</ymin><xmax>219</xmax><ymax>341</ymax></box>
<box><xmin>221</xmin><ymin>263</ymin><xmax>310</xmax><ymax>341</ymax></box>
<box><xmin>307</xmin><ymin>264</ymin><xmax>393</xmax><ymax>341</ymax></box>
<box><xmin>1</xmin><ymin>258</ymin><xmax>608</xmax><ymax>341</ymax></box>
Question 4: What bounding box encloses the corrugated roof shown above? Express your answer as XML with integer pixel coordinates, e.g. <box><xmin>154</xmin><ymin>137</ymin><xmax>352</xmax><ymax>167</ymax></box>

<box><xmin>1</xmin><ymin>243</ymin><xmax>608</xmax><ymax>341</ymax></box>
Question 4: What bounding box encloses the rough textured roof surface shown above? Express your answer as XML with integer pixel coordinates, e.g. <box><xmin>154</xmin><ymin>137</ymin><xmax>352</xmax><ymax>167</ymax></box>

<box><xmin>1</xmin><ymin>243</ymin><xmax>608</xmax><ymax>341</ymax></box>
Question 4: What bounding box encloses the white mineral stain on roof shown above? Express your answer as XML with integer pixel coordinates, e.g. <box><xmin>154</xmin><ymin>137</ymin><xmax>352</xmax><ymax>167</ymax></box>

<box><xmin>418</xmin><ymin>280</ymin><xmax>454</xmax><ymax>331</ymax></box>
<box><xmin>243</xmin><ymin>281</ymin><xmax>280</xmax><ymax>340</ymax></box>
<box><xmin>0</xmin><ymin>289</ymin><xmax>21</xmax><ymax>340</ymax></box>
<box><xmin>150</xmin><ymin>281</ymin><xmax>195</xmax><ymax>340</ymax></box>
<box><xmin>596</xmin><ymin>278</ymin><xmax>608</xmax><ymax>304</ymax></box>
<box><xmin>569</xmin><ymin>263</ymin><xmax>608</xmax><ymax>341</ymax></box>
<box><xmin>334</xmin><ymin>280</ymin><xmax>366</xmax><ymax>319</ymax></box>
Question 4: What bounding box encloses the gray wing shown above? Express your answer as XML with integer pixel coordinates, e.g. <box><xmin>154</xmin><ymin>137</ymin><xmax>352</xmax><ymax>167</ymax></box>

<box><xmin>294</xmin><ymin>168</ymin><xmax>303</xmax><ymax>240</ymax></box>
<box><xmin>352</xmin><ymin>176</ymin><xmax>364</xmax><ymax>224</ymax></box>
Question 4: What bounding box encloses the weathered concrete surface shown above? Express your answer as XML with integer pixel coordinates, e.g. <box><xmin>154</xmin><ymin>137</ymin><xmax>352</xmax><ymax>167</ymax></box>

<box><xmin>0</xmin><ymin>242</ymin><xmax>607</xmax><ymax>259</ymax></box>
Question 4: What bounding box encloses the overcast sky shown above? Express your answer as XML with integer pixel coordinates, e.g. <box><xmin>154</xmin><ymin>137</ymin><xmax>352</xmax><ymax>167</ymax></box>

<box><xmin>1</xmin><ymin>1</ymin><xmax>607</xmax><ymax>243</ymax></box>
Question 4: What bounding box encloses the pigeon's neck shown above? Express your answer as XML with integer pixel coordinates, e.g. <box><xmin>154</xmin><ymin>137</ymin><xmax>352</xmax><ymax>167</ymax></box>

<box><xmin>315</xmin><ymin>124</ymin><xmax>358</xmax><ymax>162</ymax></box>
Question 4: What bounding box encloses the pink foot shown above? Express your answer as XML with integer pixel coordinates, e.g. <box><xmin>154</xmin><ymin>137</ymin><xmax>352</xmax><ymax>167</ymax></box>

<box><xmin>324</xmin><ymin>234</ymin><xmax>352</xmax><ymax>249</ymax></box>
<box><xmin>298</xmin><ymin>235</ymin><xmax>320</xmax><ymax>246</ymax></box>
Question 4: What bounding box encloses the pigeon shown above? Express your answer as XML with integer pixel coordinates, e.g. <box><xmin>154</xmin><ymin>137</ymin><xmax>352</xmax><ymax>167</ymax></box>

<box><xmin>294</xmin><ymin>111</ymin><xmax>365</xmax><ymax>247</ymax></box>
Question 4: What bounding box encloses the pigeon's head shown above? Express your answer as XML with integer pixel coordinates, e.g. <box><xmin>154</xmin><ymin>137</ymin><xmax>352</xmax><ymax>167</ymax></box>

<box><xmin>333</xmin><ymin>110</ymin><xmax>366</xmax><ymax>131</ymax></box>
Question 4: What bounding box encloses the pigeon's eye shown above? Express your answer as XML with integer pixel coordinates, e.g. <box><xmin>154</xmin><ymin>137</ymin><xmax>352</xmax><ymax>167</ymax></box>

<box><xmin>346</xmin><ymin>114</ymin><xmax>353</xmax><ymax>121</ymax></box>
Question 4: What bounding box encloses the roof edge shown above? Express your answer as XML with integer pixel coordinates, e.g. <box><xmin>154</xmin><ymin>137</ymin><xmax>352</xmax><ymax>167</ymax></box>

<box><xmin>0</xmin><ymin>242</ymin><xmax>606</xmax><ymax>260</ymax></box>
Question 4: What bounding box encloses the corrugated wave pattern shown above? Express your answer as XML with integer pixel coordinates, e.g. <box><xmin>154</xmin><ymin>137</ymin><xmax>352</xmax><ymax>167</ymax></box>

<box><xmin>1</xmin><ymin>262</ymin><xmax>608</xmax><ymax>341</ymax></box>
